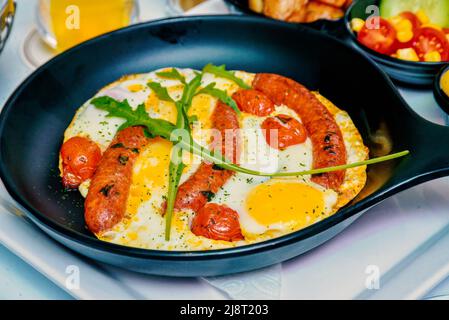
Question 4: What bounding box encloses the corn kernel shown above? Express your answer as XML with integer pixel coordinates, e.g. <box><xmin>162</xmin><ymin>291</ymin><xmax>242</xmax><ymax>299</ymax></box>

<box><xmin>416</xmin><ymin>9</ymin><xmax>430</xmax><ymax>24</ymax></box>
<box><xmin>350</xmin><ymin>18</ymin><xmax>365</xmax><ymax>33</ymax></box>
<box><xmin>390</xmin><ymin>16</ymin><xmax>413</xmax><ymax>42</ymax></box>
<box><xmin>396</xmin><ymin>48</ymin><xmax>420</xmax><ymax>62</ymax></box>
<box><xmin>397</xmin><ymin>30</ymin><xmax>414</xmax><ymax>42</ymax></box>
<box><xmin>424</xmin><ymin>51</ymin><xmax>442</xmax><ymax>62</ymax></box>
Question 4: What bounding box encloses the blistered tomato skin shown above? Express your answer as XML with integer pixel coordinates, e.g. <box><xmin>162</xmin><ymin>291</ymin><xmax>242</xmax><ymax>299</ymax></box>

<box><xmin>357</xmin><ymin>17</ymin><xmax>397</xmax><ymax>55</ymax></box>
<box><xmin>412</xmin><ymin>27</ymin><xmax>449</xmax><ymax>61</ymax></box>
<box><xmin>60</xmin><ymin>136</ymin><xmax>102</xmax><ymax>189</ymax></box>
<box><xmin>232</xmin><ymin>89</ymin><xmax>275</xmax><ymax>116</ymax></box>
<box><xmin>261</xmin><ymin>114</ymin><xmax>307</xmax><ymax>150</ymax></box>
<box><xmin>191</xmin><ymin>203</ymin><xmax>244</xmax><ymax>242</ymax></box>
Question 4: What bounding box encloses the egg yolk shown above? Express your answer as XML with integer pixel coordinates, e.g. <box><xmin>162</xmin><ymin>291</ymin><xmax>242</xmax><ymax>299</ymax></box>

<box><xmin>246</xmin><ymin>182</ymin><xmax>325</xmax><ymax>227</ymax></box>
<box><xmin>126</xmin><ymin>138</ymin><xmax>172</xmax><ymax>216</ymax></box>
<box><xmin>128</xmin><ymin>84</ymin><xmax>144</xmax><ymax>92</ymax></box>
<box><xmin>441</xmin><ymin>70</ymin><xmax>449</xmax><ymax>98</ymax></box>
<box><xmin>145</xmin><ymin>92</ymin><xmax>178</xmax><ymax>124</ymax></box>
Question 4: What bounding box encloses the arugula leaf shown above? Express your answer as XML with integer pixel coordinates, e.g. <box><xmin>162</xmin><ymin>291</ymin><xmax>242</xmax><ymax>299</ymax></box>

<box><xmin>163</xmin><ymin>73</ymin><xmax>202</xmax><ymax>240</ymax></box>
<box><xmin>91</xmin><ymin>96</ymin><xmax>410</xmax><ymax>178</ymax></box>
<box><xmin>147</xmin><ymin>82</ymin><xmax>175</xmax><ymax>103</ymax></box>
<box><xmin>181</xmin><ymin>72</ymin><xmax>203</xmax><ymax>110</ymax></box>
<box><xmin>197</xmin><ymin>82</ymin><xmax>241</xmax><ymax>115</ymax></box>
<box><xmin>156</xmin><ymin>68</ymin><xmax>186</xmax><ymax>84</ymax></box>
<box><xmin>203</xmin><ymin>63</ymin><xmax>251</xmax><ymax>89</ymax></box>
<box><xmin>165</xmin><ymin>145</ymin><xmax>186</xmax><ymax>241</ymax></box>
<box><xmin>91</xmin><ymin>96</ymin><xmax>174</xmax><ymax>136</ymax></box>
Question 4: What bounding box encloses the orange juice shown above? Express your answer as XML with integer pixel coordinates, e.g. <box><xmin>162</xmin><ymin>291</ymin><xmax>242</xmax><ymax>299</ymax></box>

<box><xmin>48</xmin><ymin>0</ymin><xmax>134</xmax><ymax>51</ymax></box>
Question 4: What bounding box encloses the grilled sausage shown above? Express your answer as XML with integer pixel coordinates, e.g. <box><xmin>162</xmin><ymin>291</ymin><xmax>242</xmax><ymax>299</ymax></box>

<box><xmin>174</xmin><ymin>100</ymin><xmax>240</xmax><ymax>212</ymax></box>
<box><xmin>253</xmin><ymin>73</ymin><xmax>347</xmax><ymax>190</ymax></box>
<box><xmin>84</xmin><ymin>126</ymin><xmax>150</xmax><ymax>233</ymax></box>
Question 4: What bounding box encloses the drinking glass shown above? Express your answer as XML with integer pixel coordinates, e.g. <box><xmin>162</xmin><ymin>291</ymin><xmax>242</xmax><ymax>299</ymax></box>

<box><xmin>37</xmin><ymin>0</ymin><xmax>139</xmax><ymax>52</ymax></box>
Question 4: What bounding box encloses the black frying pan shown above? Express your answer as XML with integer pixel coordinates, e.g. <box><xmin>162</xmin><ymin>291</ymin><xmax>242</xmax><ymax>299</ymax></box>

<box><xmin>1</xmin><ymin>16</ymin><xmax>449</xmax><ymax>277</ymax></box>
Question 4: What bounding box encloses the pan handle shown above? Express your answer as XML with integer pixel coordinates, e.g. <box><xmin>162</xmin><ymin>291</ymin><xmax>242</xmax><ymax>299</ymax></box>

<box><xmin>390</xmin><ymin>122</ymin><xmax>449</xmax><ymax>188</ymax></box>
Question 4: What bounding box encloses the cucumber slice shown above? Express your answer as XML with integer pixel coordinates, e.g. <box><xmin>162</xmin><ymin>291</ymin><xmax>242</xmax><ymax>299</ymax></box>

<box><xmin>380</xmin><ymin>0</ymin><xmax>449</xmax><ymax>27</ymax></box>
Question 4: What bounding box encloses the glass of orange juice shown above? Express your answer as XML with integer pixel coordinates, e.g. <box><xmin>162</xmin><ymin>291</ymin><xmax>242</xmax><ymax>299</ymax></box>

<box><xmin>37</xmin><ymin>0</ymin><xmax>139</xmax><ymax>52</ymax></box>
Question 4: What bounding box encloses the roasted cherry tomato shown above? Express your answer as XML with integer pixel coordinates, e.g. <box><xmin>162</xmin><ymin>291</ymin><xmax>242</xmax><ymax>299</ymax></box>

<box><xmin>357</xmin><ymin>17</ymin><xmax>397</xmax><ymax>54</ymax></box>
<box><xmin>60</xmin><ymin>136</ymin><xmax>102</xmax><ymax>189</ymax></box>
<box><xmin>232</xmin><ymin>89</ymin><xmax>275</xmax><ymax>116</ymax></box>
<box><xmin>191</xmin><ymin>203</ymin><xmax>244</xmax><ymax>242</ymax></box>
<box><xmin>391</xmin><ymin>12</ymin><xmax>422</xmax><ymax>49</ymax></box>
<box><xmin>412</xmin><ymin>27</ymin><xmax>449</xmax><ymax>61</ymax></box>
<box><xmin>261</xmin><ymin>114</ymin><xmax>307</xmax><ymax>150</ymax></box>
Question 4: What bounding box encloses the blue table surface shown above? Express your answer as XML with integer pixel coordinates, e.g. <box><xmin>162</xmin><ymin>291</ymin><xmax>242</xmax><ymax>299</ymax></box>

<box><xmin>0</xmin><ymin>245</ymin><xmax>72</xmax><ymax>299</ymax></box>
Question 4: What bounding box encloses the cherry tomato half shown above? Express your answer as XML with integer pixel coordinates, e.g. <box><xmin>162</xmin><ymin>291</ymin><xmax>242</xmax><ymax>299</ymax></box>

<box><xmin>357</xmin><ymin>17</ymin><xmax>397</xmax><ymax>54</ymax></box>
<box><xmin>191</xmin><ymin>203</ymin><xmax>244</xmax><ymax>242</ymax></box>
<box><xmin>261</xmin><ymin>114</ymin><xmax>307</xmax><ymax>150</ymax></box>
<box><xmin>60</xmin><ymin>136</ymin><xmax>102</xmax><ymax>189</ymax></box>
<box><xmin>232</xmin><ymin>89</ymin><xmax>275</xmax><ymax>116</ymax></box>
<box><xmin>412</xmin><ymin>27</ymin><xmax>449</xmax><ymax>61</ymax></box>
<box><xmin>392</xmin><ymin>12</ymin><xmax>422</xmax><ymax>50</ymax></box>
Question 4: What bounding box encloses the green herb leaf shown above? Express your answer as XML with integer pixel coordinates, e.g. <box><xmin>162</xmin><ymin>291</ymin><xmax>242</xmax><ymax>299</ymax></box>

<box><xmin>261</xmin><ymin>150</ymin><xmax>411</xmax><ymax>177</ymax></box>
<box><xmin>90</xmin><ymin>96</ymin><xmax>175</xmax><ymax>138</ymax></box>
<box><xmin>203</xmin><ymin>63</ymin><xmax>251</xmax><ymax>89</ymax></box>
<box><xmin>197</xmin><ymin>82</ymin><xmax>241</xmax><ymax>115</ymax></box>
<box><xmin>165</xmin><ymin>145</ymin><xmax>186</xmax><ymax>241</ymax></box>
<box><xmin>91</xmin><ymin>96</ymin><xmax>410</xmax><ymax>179</ymax></box>
<box><xmin>147</xmin><ymin>81</ymin><xmax>175</xmax><ymax>102</ymax></box>
<box><xmin>156</xmin><ymin>68</ymin><xmax>186</xmax><ymax>84</ymax></box>
<box><xmin>181</xmin><ymin>72</ymin><xmax>203</xmax><ymax>109</ymax></box>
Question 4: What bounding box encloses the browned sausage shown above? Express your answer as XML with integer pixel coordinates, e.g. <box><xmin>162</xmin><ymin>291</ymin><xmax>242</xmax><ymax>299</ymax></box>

<box><xmin>253</xmin><ymin>73</ymin><xmax>347</xmax><ymax>190</ymax></box>
<box><xmin>84</xmin><ymin>126</ymin><xmax>150</xmax><ymax>233</ymax></box>
<box><xmin>174</xmin><ymin>100</ymin><xmax>240</xmax><ymax>212</ymax></box>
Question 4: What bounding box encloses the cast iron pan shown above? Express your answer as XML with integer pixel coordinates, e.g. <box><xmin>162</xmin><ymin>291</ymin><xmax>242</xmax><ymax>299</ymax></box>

<box><xmin>1</xmin><ymin>16</ymin><xmax>449</xmax><ymax>277</ymax></box>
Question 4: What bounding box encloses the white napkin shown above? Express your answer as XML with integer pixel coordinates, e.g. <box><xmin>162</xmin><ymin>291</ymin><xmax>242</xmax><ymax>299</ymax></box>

<box><xmin>184</xmin><ymin>0</ymin><xmax>233</xmax><ymax>15</ymax></box>
<box><xmin>203</xmin><ymin>264</ymin><xmax>282</xmax><ymax>299</ymax></box>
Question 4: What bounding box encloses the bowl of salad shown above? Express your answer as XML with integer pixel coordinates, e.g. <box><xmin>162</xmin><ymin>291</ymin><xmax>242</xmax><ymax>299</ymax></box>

<box><xmin>345</xmin><ymin>0</ymin><xmax>449</xmax><ymax>86</ymax></box>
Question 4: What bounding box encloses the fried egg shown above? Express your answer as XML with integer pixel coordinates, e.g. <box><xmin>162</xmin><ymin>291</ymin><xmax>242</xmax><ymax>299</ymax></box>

<box><xmin>61</xmin><ymin>67</ymin><xmax>369</xmax><ymax>251</ymax></box>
